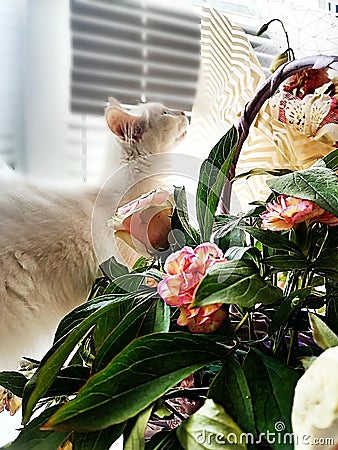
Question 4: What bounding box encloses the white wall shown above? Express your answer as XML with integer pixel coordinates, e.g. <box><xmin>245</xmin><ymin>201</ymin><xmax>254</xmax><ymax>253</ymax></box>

<box><xmin>24</xmin><ymin>0</ymin><xmax>71</xmax><ymax>180</ymax></box>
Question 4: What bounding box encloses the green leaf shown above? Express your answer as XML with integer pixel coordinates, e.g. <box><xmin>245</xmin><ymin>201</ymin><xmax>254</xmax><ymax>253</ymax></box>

<box><xmin>0</xmin><ymin>371</ymin><xmax>28</xmax><ymax>397</ymax></box>
<box><xmin>267</xmin><ymin>167</ymin><xmax>338</xmax><ymax>217</ymax></box>
<box><xmin>4</xmin><ymin>406</ymin><xmax>70</xmax><ymax>450</ymax></box>
<box><xmin>233</xmin><ymin>168</ymin><xmax>292</xmax><ymax>181</ymax></box>
<box><xmin>103</xmin><ymin>272</ymin><xmax>149</xmax><ymax>294</ymax></box>
<box><xmin>53</xmin><ymin>294</ymin><xmax>128</xmax><ymax>344</ymax></box>
<box><xmin>173</xmin><ymin>186</ymin><xmax>201</xmax><ymax>245</ymax></box>
<box><xmin>22</xmin><ymin>296</ymin><xmax>132</xmax><ymax>425</ymax></box>
<box><xmin>42</xmin><ymin>333</ymin><xmax>226</xmax><ymax>432</ymax></box>
<box><xmin>92</xmin><ymin>298</ymin><xmax>169</xmax><ymax>373</ymax></box>
<box><xmin>312</xmin><ymin>248</ymin><xmax>338</xmax><ymax>272</ymax></box>
<box><xmin>313</xmin><ymin>148</ymin><xmax>338</xmax><ymax>171</ymax></box>
<box><xmin>100</xmin><ymin>255</ymin><xmax>129</xmax><ymax>279</ymax></box>
<box><xmin>73</xmin><ymin>424</ymin><xmax>125</xmax><ymax>450</ymax></box>
<box><xmin>197</xmin><ymin>127</ymin><xmax>238</xmax><ymax>241</ymax></box>
<box><xmin>224</xmin><ymin>246</ymin><xmax>261</xmax><ymax>264</ymax></box>
<box><xmin>326</xmin><ymin>281</ymin><xmax>338</xmax><ymax>335</ymax></box>
<box><xmin>208</xmin><ymin>354</ymin><xmax>256</xmax><ymax>437</ymax></box>
<box><xmin>308</xmin><ymin>312</ymin><xmax>338</xmax><ymax>349</ymax></box>
<box><xmin>240</xmin><ymin>226</ymin><xmax>304</xmax><ymax>256</ymax></box>
<box><xmin>263</xmin><ymin>255</ymin><xmax>308</xmax><ymax>270</ymax></box>
<box><xmin>268</xmin><ymin>288</ymin><xmax>311</xmax><ymax>336</ymax></box>
<box><xmin>242</xmin><ymin>349</ymin><xmax>300</xmax><ymax>450</ymax></box>
<box><xmin>193</xmin><ymin>260</ymin><xmax>282</xmax><ymax>308</ymax></box>
<box><xmin>176</xmin><ymin>398</ymin><xmax>247</xmax><ymax>450</ymax></box>
<box><xmin>132</xmin><ymin>256</ymin><xmax>150</xmax><ymax>272</ymax></box>
<box><xmin>124</xmin><ymin>406</ymin><xmax>153</xmax><ymax>450</ymax></box>
<box><xmin>146</xmin><ymin>431</ymin><xmax>184</xmax><ymax>450</ymax></box>
<box><xmin>45</xmin><ymin>365</ymin><xmax>90</xmax><ymax>397</ymax></box>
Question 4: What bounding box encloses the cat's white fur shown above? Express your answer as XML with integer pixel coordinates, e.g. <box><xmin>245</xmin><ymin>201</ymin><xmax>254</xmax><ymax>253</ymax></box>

<box><xmin>0</xmin><ymin>99</ymin><xmax>187</xmax><ymax>370</ymax></box>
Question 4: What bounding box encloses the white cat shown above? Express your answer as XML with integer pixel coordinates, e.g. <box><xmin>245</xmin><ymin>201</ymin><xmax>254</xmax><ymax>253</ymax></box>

<box><xmin>0</xmin><ymin>99</ymin><xmax>188</xmax><ymax>370</ymax></box>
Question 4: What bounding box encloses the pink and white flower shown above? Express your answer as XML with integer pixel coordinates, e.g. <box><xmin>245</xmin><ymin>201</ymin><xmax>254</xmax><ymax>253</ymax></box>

<box><xmin>157</xmin><ymin>243</ymin><xmax>227</xmax><ymax>333</ymax></box>
<box><xmin>261</xmin><ymin>195</ymin><xmax>338</xmax><ymax>231</ymax></box>
<box><xmin>108</xmin><ymin>189</ymin><xmax>174</xmax><ymax>257</ymax></box>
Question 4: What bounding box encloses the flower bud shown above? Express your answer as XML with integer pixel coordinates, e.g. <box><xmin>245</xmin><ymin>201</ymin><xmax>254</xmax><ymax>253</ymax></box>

<box><xmin>269</xmin><ymin>51</ymin><xmax>289</xmax><ymax>73</ymax></box>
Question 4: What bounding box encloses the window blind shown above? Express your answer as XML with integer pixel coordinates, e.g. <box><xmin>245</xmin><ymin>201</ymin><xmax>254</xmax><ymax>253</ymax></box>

<box><xmin>68</xmin><ymin>0</ymin><xmax>278</xmax><ymax>183</ymax></box>
<box><xmin>70</xmin><ymin>0</ymin><xmax>201</xmax><ymax>115</ymax></box>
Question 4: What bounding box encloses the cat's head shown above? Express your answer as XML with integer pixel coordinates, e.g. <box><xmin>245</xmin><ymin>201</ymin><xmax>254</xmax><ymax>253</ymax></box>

<box><xmin>105</xmin><ymin>98</ymin><xmax>188</xmax><ymax>155</ymax></box>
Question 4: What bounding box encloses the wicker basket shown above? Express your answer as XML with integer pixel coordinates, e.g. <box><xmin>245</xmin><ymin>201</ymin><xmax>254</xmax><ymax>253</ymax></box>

<box><xmin>222</xmin><ymin>55</ymin><xmax>338</xmax><ymax>213</ymax></box>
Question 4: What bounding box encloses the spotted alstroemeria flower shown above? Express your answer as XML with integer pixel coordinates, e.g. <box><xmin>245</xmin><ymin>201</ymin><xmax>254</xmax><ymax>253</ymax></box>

<box><xmin>261</xmin><ymin>195</ymin><xmax>338</xmax><ymax>231</ymax></box>
<box><xmin>157</xmin><ymin>243</ymin><xmax>227</xmax><ymax>333</ymax></box>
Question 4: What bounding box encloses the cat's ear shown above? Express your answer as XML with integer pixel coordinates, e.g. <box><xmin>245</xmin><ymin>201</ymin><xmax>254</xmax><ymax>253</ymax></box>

<box><xmin>105</xmin><ymin>101</ymin><xmax>146</xmax><ymax>144</ymax></box>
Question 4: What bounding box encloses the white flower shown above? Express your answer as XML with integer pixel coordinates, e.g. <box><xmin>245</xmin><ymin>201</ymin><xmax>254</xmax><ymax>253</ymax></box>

<box><xmin>291</xmin><ymin>346</ymin><xmax>338</xmax><ymax>450</ymax></box>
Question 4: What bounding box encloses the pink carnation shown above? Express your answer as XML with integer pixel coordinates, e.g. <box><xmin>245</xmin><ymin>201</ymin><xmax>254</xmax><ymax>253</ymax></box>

<box><xmin>157</xmin><ymin>243</ymin><xmax>227</xmax><ymax>333</ymax></box>
<box><xmin>261</xmin><ymin>195</ymin><xmax>338</xmax><ymax>231</ymax></box>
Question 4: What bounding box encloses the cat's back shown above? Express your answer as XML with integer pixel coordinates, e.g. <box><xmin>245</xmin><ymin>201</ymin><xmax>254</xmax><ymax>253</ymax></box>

<box><xmin>0</xmin><ymin>178</ymin><xmax>97</xmax><ymax>367</ymax></box>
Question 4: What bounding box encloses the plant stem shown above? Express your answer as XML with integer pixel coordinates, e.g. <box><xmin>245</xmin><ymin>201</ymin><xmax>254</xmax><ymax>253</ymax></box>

<box><xmin>235</xmin><ymin>311</ymin><xmax>249</xmax><ymax>332</ymax></box>
<box><xmin>163</xmin><ymin>400</ymin><xmax>186</xmax><ymax>421</ymax></box>
<box><xmin>265</xmin><ymin>19</ymin><xmax>294</xmax><ymax>59</ymax></box>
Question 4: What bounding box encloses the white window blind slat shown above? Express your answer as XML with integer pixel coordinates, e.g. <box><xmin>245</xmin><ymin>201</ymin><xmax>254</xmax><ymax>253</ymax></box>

<box><xmin>70</xmin><ymin>0</ymin><xmax>201</xmax><ymax>114</ymax></box>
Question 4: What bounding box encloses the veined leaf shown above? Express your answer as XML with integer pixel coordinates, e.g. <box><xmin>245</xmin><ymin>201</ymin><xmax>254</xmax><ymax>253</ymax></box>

<box><xmin>309</xmin><ymin>312</ymin><xmax>338</xmax><ymax>349</ymax></box>
<box><xmin>240</xmin><ymin>226</ymin><xmax>304</xmax><ymax>256</ymax></box>
<box><xmin>124</xmin><ymin>405</ymin><xmax>153</xmax><ymax>450</ymax></box>
<box><xmin>92</xmin><ymin>298</ymin><xmax>169</xmax><ymax>373</ymax></box>
<box><xmin>100</xmin><ymin>255</ymin><xmax>129</xmax><ymax>279</ymax></box>
<box><xmin>268</xmin><ymin>288</ymin><xmax>311</xmax><ymax>336</ymax></box>
<box><xmin>242</xmin><ymin>349</ymin><xmax>300</xmax><ymax>450</ymax></box>
<box><xmin>197</xmin><ymin>127</ymin><xmax>238</xmax><ymax>242</ymax></box>
<box><xmin>233</xmin><ymin>167</ymin><xmax>292</xmax><ymax>181</ymax></box>
<box><xmin>263</xmin><ymin>255</ymin><xmax>308</xmax><ymax>270</ymax></box>
<box><xmin>173</xmin><ymin>186</ymin><xmax>201</xmax><ymax>245</ymax></box>
<box><xmin>73</xmin><ymin>424</ymin><xmax>125</xmax><ymax>450</ymax></box>
<box><xmin>327</xmin><ymin>281</ymin><xmax>338</xmax><ymax>335</ymax></box>
<box><xmin>45</xmin><ymin>365</ymin><xmax>90</xmax><ymax>397</ymax></box>
<box><xmin>176</xmin><ymin>398</ymin><xmax>247</xmax><ymax>450</ymax></box>
<box><xmin>313</xmin><ymin>148</ymin><xmax>338</xmax><ymax>171</ymax></box>
<box><xmin>208</xmin><ymin>354</ymin><xmax>256</xmax><ymax>437</ymax></box>
<box><xmin>146</xmin><ymin>431</ymin><xmax>184</xmax><ymax>449</ymax></box>
<box><xmin>53</xmin><ymin>294</ymin><xmax>129</xmax><ymax>344</ymax></box>
<box><xmin>22</xmin><ymin>296</ymin><xmax>133</xmax><ymax>425</ymax></box>
<box><xmin>0</xmin><ymin>371</ymin><xmax>28</xmax><ymax>397</ymax></box>
<box><xmin>42</xmin><ymin>333</ymin><xmax>226</xmax><ymax>432</ymax></box>
<box><xmin>267</xmin><ymin>167</ymin><xmax>338</xmax><ymax>217</ymax></box>
<box><xmin>4</xmin><ymin>406</ymin><xmax>70</xmax><ymax>450</ymax></box>
<box><xmin>193</xmin><ymin>260</ymin><xmax>282</xmax><ymax>308</ymax></box>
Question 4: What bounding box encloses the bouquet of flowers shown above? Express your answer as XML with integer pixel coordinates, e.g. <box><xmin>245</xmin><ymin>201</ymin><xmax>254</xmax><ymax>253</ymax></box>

<box><xmin>1</xmin><ymin>57</ymin><xmax>338</xmax><ymax>450</ymax></box>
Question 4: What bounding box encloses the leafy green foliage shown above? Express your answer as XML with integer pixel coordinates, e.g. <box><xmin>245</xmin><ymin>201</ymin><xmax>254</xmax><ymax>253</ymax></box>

<box><xmin>176</xmin><ymin>398</ymin><xmax>247</xmax><ymax>450</ymax></box>
<box><xmin>208</xmin><ymin>354</ymin><xmax>256</xmax><ymax>437</ymax></box>
<box><xmin>196</xmin><ymin>127</ymin><xmax>238</xmax><ymax>241</ymax></box>
<box><xmin>172</xmin><ymin>186</ymin><xmax>201</xmax><ymax>246</ymax></box>
<box><xmin>4</xmin><ymin>406</ymin><xmax>70</xmax><ymax>450</ymax></box>
<box><xmin>22</xmin><ymin>295</ymin><xmax>134</xmax><ymax>424</ymax></box>
<box><xmin>72</xmin><ymin>424</ymin><xmax>125</xmax><ymax>450</ymax></box>
<box><xmin>2</xmin><ymin>121</ymin><xmax>338</xmax><ymax>450</ymax></box>
<box><xmin>43</xmin><ymin>333</ymin><xmax>226</xmax><ymax>432</ymax></box>
<box><xmin>308</xmin><ymin>312</ymin><xmax>338</xmax><ymax>349</ymax></box>
<box><xmin>267</xmin><ymin>167</ymin><xmax>338</xmax><ymax>216</ymax></box>
<box><xmin>242</xmin><ymin>350</ymin><xmax>300</xmax><ymax>450</ymax></box>
<box><xmin>0</xmin><ymin>371</ymin><xmax>28</xmax><ymax>397</ymax></box>
<box><xmin>193</xmin><ymin>260</ymin><xmax>282</xmax><ymax>308</ymax></box>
